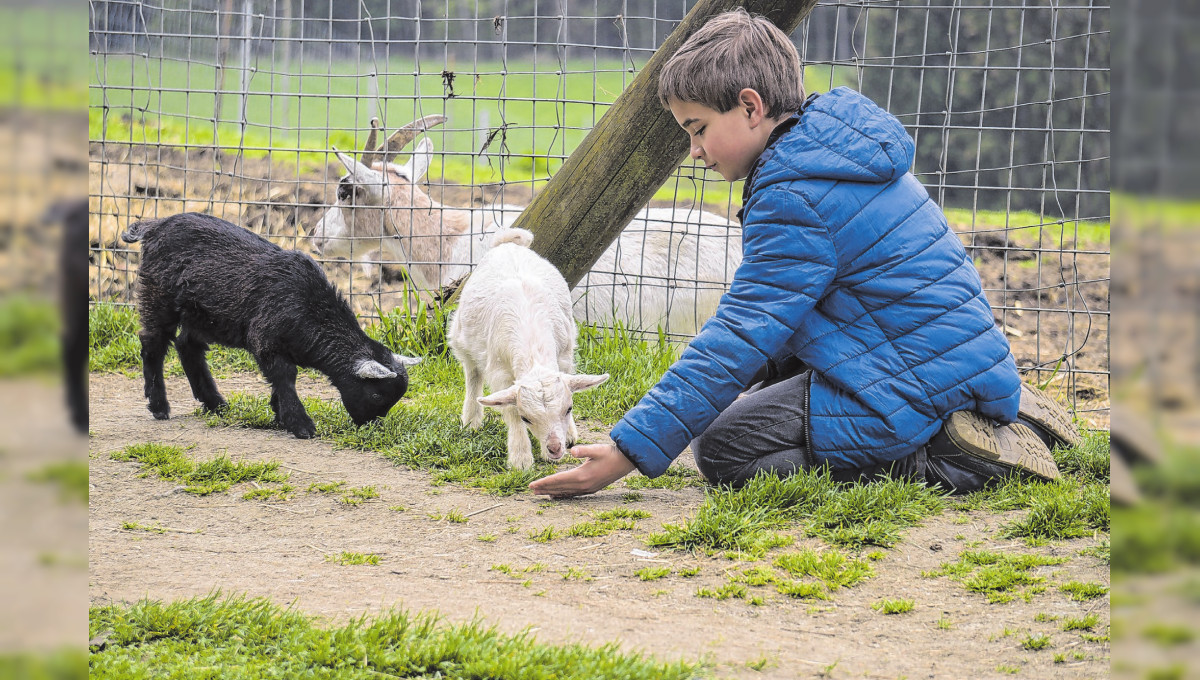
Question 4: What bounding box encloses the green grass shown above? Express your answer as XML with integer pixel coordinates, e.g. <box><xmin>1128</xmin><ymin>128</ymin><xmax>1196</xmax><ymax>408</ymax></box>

<box><xmin>92</xmin><ymin>54</ymin><xmax>852</xmax><ymax>210</ymax></box>
<box><xmin>773</xmin><ymin>548</ymin><xmax>874</xmax><ymax>591</ymax></box>
<box><xmin>624</xmin><ymin>465</ymin><xmax>704</xmax><ymax>491</ymax></box>
<box><xmin>88</xmin><ymin>302</ymin><xmax>680</xmax><ymax>428</ymax></box>
<box><xmin>958</xmin><ymin>430</ymin><xmax>1110</xmax><ymax>543</ymax></box>
<box><xmin>111</xmin><ymin>443</ymin><xmax>288</xmax><ymax>496</ymax></box>
<box><xmin>90</xmin><ymin>302</ymin><xmax>689</xmax><ymax>496</ymax></box>
<box><xmin>89</xmin><ymin>303</ymin><xmax>258</xmax><ymax>376</ymax></box>
<box><xmin>646</xmin><ymin>468</ymin><xmax>944</xmax><ymax>558</ymax></box>
<box><xmin>925</xmin><ymin>550</ymin><xmax>1068</xmax><ymax>604</ymax></box>
<box><xmin>566</xmin><ymin>507</ymin><xmax>651</xmax><ymax>537</ymax></box>
<box><xmin>27</xmin><ymin>460</ymin><xmax>89</xmax><ymax>504</ymax></box>
<box><xmin>0</xmin><ymin>7</ymin><xmax>89</xmax><ymax>110</ymax></box>
<box><xmin>0</xmin><ymin>648</ymin><xmax>87</xmax><ymax>680</ymax></box>
<box><xmin>1021</xmin><ymin>633</ymin><xmax>1052</xmax><ymax>651</ymax></box>
<box><xmin>1142</xmin><ymin>623</ymin><xmax>1195</xmax><ymax>647</ymax></box>
<box><xmin>872</xmin><ymin>598</ymin><xmax>915</xmax><ymax>614</ymax></box>
<box><xmin>1061</xmin><ymin>613</ymin><xmax>1100</xmax><ymax>631</ymax></box>
<box><xmin>326</xmin><ymin>551</ymin><xmax>382</xmax><ymax>566</ymax></box>
<box><xmin>88</xmin><ymin>594</ymin><xmax>701</xmax><ymax>679</ymax></box>
<box><xmin>943</xmin><ymin>206</ymin><xmax>1109</xmax><ymax>249</ymax></box>
<box><xmin>1058</xmin><ymin>581</ymin><xmax>1109</xmax><ymax>602</ymax></box>
<box><xmin>635</xmin><ymin>566</ymin><xmax>671</xmax><ymax>581</ymax></box>
<box><xmin>121</xmin><ymin>522</ymin><xmax>167</xmax><ymax>534</ymax></box>
<box><xmin>0</xmin><ymin>296</ymin><xmax>61</xmax><ymax>376</ymax></box>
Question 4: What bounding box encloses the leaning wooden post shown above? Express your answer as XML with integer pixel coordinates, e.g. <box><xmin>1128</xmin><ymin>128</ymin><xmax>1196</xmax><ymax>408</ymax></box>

<box><xmin>510</xmin><ymin>0</ymin><xmax>819</xmax><ymax>288</ymax></box>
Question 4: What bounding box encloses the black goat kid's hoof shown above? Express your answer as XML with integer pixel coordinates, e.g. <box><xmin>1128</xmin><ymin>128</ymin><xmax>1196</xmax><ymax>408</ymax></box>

<box><xmin>288</xmin><ymin>421</ymin><xmax>317</xmax><ymax>439</ymax></box>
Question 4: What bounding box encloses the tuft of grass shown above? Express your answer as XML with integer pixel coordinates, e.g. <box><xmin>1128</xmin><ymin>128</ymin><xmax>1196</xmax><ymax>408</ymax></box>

<box><xmin>573</xmin><ymin>321</ymin><xmax>682</xmax><ymax>425</ymax></box>
<box><xmin>926</xmin><ymin>550</ymin><xmax>1067</xmax><ymax>603</ymax></box>
<box><xmin>1021</xmin><ymin>633</ymin><xmax>1052</xmax><ymax>650</ymax></box>
<box><xmin>805</xmin><ymin>477</ymin><xmax>945</xmax><ymax>548</ymax></box>
<box><xmin>112</xmin><ymin>443</ymin><xmax>287</xmax><ymax>495</ymax></box>
<box><xmin>307</xmin><ymin>481</ymin><xmax>346</xmax><ymax>494</ymax></box>
<box><xmin>1059</xmin><ymin>581</ymin><xmax>1109</xmax><ymax>601</ymax></box>
<box><xmin>326</xmin><ymin>551</ymin><xmax>381</xmax><ymax>566</ymax></box>
<box><xmin>88</xmin><ymin>303</ymin><xmax>259</xmax><ymax>376</ymax></box>
<box><xmin>27</xmin><ymin>460</ymin><xmax>89</xmax><ymax>504</ymax></box>
<box><xmin>624</xmin><ymin>466</ymin><xmax>704</xmax><ymax>491</ymax></box>
<box><xmin>696</xmin><ymin>583</ymin><xmax>748</xmax><ymax>601</ymax></box>
<box><xmin>89</xmin><ymin>594</ymin><xmax>701</xmax><ymax>678</ymax></box>
<box><xmin>562</xmin><ymin>567</ymin><xmax>591</xmax><ymax>581</ymax></box>
<box><xmin>1062</xmin><ymin>614</ymin><xmax>1100</xmax><ymax>631</ymax></box>
<box><xmin>773</xmin><ymin>548</ymin><xmax>874</xmax><ymax>591</ymax></box>
<box><xmin>121</xmin><ymin>521</ymin><xmax>166</xmax><ymax>534</ymax></box>
<box><xmin>1142</xmin><ymin>623</ymin><xmax>1195</xmax><ymax>646</ymax></box>
<box><xmin>567</xmin><ymin>507</ymin><xmax>650</xmax><ymax>538</ymax></box>
<box><xmin>678</xmin><ymin>566</ymin><xmax>701</xmax><ymax>578</ymax></box>
<box><xmin>937</xmin><ymin>616</ymin><xmax>953</xmax><ymax>630</ymax></box>
<box><xmin>647</xmin><ymin>468</ymin><xmax>942</xmax><ymax>559</ymax></box>
<box><xmin>635</xmin><ymin>566</ymin><xmax>671</xmax><ymax>581</ymax></box>
<box><xmin>0</xmin><ymin>648</ymin><xmax>88</xmax><ymax>680</ymax></box>
<box><xmin>0</xmin><ymin>296</ymin><xmax>61</xmax><ymax>376</ymax></box>
<box><xmin>776</xmin><ymin>580</ymin><xmax>828</xmax><ymax>600</ymax></box>
<box><xmin>339</xmin><ymin>486</ymin><xmax>380</xmax><ymax>506</ymax></box>
<box><xmin>527</xmin><ymin>526</ymin><xmax>558</xmax><ymax>543</ymax></box>
<box><xmin>241</xmin><ymin>484</ymin><xmax>295</xmax><ymax>501</ymax></box>
<box><xmin>872</xmin><ymin>598</ymin><xmax>915</xmax><ymax>614</ymax></box>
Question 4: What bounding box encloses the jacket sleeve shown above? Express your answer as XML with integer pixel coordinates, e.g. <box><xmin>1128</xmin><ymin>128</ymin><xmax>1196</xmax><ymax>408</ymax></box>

<box><xmin>610</xmin><ymin>188</ymin><xmax>838</xmax><ymax>477</ymax></box>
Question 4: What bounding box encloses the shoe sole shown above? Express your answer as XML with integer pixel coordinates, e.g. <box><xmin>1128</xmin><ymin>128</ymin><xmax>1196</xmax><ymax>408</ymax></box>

<box><xmin>1020</xmin><ymin>384</ymin><xmax>1082</xmax><ymax>449</ymax></box>
<box><xmin>944</xmin><ymin>411</ymin><xmax>1061</xmax><ymax>481</ymax></box>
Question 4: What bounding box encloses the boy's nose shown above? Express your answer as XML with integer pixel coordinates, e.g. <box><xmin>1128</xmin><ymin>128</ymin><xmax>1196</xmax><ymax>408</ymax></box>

<box><xmin>690</xmin><ymin>145</ymin><xmax>703</xmax><ymax>160</ymax></box>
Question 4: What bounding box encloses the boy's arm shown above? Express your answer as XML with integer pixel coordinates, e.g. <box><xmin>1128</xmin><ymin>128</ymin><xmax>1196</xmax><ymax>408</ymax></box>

<box><xmin>543</xmin><ymin>188</ymin><xmax>838</xmax><ymax>491</ymax></box>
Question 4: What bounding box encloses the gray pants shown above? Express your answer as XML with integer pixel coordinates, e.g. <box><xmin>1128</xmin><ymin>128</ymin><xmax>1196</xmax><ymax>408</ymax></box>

<box><xmin>691</xmin><ymin>360</ymin><xmax>988</xmax><ymax>492</ymax></box>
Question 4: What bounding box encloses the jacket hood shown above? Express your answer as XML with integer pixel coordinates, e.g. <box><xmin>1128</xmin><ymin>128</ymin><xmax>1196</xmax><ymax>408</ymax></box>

<box><xmin>751</xmin><ymin>87</ymin><xmax>915</xmax><ymax>187</ymax></box>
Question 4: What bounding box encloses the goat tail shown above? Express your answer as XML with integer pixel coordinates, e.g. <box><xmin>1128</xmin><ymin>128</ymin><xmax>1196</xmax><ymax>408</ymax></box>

<box><xmin>489</xmin><ymin>227</ymin><xmax>534</xmax><ymax>249</ymax></box>
<box><xmin>120</xmin><ymin>217</ymin><xmax>168</xmax><ymax>244</ymax></box>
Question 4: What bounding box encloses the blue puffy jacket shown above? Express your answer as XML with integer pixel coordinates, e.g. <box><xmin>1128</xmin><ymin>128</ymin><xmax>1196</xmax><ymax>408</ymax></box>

<box><xmin>610</xmin><ymin>87</ymin><xmax>1021</xmax><ymax>477</ymax></box>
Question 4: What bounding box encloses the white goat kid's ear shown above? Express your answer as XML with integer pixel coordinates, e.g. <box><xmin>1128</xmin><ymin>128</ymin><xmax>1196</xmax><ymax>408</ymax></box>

<box><xmin>478</xmin><ymin>385</ymin><xmax>520</xmax><ymax>408</ymax></box>
<box><xmin>355</xmin><ymin>358</ymin><xmax>398</xmax><ymax>380</ymax></box>
<box><xmin>394</xmin><ymin>354</ymin><xmax>422</xmax><ymax>367</ymax></box>
<box><xmin>566</xmin><ymin>373</ymin><xmax>609</xmax><ymax>393</ymax></box>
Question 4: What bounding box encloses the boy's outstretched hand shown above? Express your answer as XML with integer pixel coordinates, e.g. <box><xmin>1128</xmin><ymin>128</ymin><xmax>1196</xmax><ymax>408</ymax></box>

<box><xmin>529</xmin><ymin>443</ymin><xmax>637</xmax><ymax>498</ymax></box>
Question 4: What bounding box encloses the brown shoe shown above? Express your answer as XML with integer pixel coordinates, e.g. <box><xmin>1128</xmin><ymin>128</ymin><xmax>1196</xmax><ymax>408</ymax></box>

<box><xmin>1019</xmin><ymin>383</ymin><xmax>1082</xmax><ymax>449</ymax></box>
<box><xmin>941</xmin><ymin>410</ymin><xmax>1061</xmax><ymax>481</ymax></box>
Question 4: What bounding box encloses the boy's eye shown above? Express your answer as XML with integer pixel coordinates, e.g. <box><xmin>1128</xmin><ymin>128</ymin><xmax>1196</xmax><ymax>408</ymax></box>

<box><xmin>695</xmin><ymin>126</ymin><xmax>705</xmax><ymax>136</ymax></box>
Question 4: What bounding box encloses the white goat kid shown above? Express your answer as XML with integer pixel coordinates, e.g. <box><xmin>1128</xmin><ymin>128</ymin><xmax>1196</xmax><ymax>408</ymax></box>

<box><xmin>448</xmin><ymin>229</ymin><xmax>608</xmax><ymax>470</ymax></box>
<box><xmin>310</xmin><ymin>117</ymin><xmax>742</xmax><ymax>335</ymax></box>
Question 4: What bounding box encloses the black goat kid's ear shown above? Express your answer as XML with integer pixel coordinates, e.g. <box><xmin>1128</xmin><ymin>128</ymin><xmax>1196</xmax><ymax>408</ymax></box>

<box><xmin>355</xmin><ymin>358</ymin><xmax>397</xmax><ymax>380</ymax></box>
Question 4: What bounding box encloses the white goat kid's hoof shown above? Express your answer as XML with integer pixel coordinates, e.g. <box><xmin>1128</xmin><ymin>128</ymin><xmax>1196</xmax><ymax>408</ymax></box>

<box><xmin>507</xmin><ymin>446</ymin><xmax>534</xmax><ymax>470</ymax></box>
<box><xmin>461</xmin><ymin>403</ymin><xmax>484</xmax><ymax>429</ymax></box>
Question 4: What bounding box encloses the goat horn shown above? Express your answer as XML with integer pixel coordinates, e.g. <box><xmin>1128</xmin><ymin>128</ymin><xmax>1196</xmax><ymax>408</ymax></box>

<box><xmin>360</xmin><ymin>117</ymin><xmax>383</xmax><ymax>168</ymax></box>
<box><xmin>377</xmin><ymin>114</ymin><xmax>448</xmax><ymax>164</ymax></box>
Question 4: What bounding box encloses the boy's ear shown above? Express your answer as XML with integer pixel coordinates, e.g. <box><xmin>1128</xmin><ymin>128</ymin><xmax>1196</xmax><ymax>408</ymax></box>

<box><xmin>738</xmin><ymin>88</ymin><xmax>767</xmax><ymax>127</ymax></box>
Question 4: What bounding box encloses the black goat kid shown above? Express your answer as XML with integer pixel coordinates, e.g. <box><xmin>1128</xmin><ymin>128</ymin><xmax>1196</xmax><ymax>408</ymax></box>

<box><xmin>121</xmin><ymin>212</ymin><xmax>418</xmax><ymax>438</ymax></box>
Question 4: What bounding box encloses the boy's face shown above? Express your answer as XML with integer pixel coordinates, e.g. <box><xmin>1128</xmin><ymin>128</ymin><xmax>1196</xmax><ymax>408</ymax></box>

<box><xmin>669</xmin><ymin>92</ymin><xmax>777</xmax><ymax>182</ymax></box>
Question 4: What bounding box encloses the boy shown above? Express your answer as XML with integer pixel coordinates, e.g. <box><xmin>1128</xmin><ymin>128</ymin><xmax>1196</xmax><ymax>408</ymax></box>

<box><xmin>530</xmin><ymin>9</ymin><xmax>1079</xmax><ymax>498</ymax></box>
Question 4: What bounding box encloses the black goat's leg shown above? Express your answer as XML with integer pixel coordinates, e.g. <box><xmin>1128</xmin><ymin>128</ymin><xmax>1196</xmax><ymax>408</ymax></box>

<box><xmin>257</xmin><ymin>353</ymin><xmax>315</xmax><ymax>439</ymax></box>
<box><xmin>174</xmin><ymin>327</ymin><xmax>226</xmax><ymax>413</ymax></box>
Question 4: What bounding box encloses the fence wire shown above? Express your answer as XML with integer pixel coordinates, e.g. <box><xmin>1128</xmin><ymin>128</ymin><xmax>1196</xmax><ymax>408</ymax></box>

<box><xmin>88</xmin><ymin>0</ymin><xmax>1110</xmax><ymax>424</ymax></box>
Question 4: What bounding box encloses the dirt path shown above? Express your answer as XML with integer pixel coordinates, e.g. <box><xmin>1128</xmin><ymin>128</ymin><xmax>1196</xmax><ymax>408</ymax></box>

<box><xmin>89</xmin><ymin>372</ymin><xmax>1109</xmax><ymax>678</ymax></box>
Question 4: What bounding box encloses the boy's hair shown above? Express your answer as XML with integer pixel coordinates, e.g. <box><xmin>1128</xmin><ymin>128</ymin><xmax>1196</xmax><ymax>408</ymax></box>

<box><xmin>658</xmin><ymin>8</ymin><xmax>804</xmax><ymax>119</ymax></box>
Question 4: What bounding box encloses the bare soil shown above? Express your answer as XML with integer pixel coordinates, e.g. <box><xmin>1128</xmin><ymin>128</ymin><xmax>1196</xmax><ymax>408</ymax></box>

<box><xmin>89</xmin><ymin>371</ymin><xmax>1110</xmax><ymax>679</ymax></box>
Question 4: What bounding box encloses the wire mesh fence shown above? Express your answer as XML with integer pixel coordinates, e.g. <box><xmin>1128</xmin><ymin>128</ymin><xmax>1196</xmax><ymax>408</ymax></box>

<box><xmin>87</xmin><ymin>0</ymin><xmax>1109</xmax><ymax>424</ymax></box>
